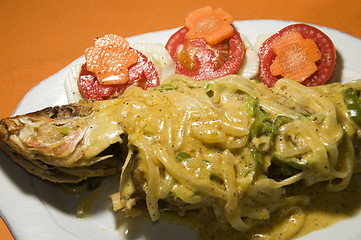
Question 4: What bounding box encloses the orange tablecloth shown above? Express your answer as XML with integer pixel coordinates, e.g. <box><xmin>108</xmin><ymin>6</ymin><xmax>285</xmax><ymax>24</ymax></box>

<box><xmin>0</xmin><ymin>0</ymin><xmax>360</xmax><ymax>239</ymax></box>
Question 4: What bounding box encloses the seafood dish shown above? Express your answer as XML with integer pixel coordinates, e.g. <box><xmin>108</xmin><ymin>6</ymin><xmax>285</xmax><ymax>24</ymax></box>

<box><xmin>2</xmin><ymin>6</ymin><xmax>361</xmax><ymax>240</ymax></box>
<box><xmin>2</xmin><ymin>74</ymin><xmax>361</xmax><ymax>239</ymax></box>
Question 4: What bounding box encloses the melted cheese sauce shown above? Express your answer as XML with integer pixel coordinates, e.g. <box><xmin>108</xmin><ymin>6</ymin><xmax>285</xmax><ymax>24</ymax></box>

<box><xmin>294</xmin><ymin>176</ymin><xmax>361</xmax><ymax>238</ymax></box>
<box><xmin>103</xmin><ymin>77</ymin><xmax>361</xmax><ymax>240</ymax></box>
<box><xmin>82</xmin><ymin>99</ymin><xmax>124</xmax><ymax>158</ymax></box>
<box><xmin>115</xmin><ymin>175</ymin><xmax>361</xmax><ymax>240</ymax></box>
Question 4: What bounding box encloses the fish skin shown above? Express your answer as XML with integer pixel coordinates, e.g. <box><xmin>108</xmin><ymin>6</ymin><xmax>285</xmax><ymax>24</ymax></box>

<box><xmin>0</xmin><ymin>101</ymin><xmax>122</xmax><ymax>183</ymax></box>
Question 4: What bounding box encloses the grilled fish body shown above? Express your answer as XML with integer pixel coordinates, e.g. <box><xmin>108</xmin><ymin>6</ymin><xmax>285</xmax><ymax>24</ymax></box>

<box><xmin>3</xmin><ymin>73</ymin><xmax>361</xmax><ymax>240</ymax></box>
<box><xmin>2</xmin><ymin>75</ymin><xmax>361</xmax><ymax>231</ymax></box>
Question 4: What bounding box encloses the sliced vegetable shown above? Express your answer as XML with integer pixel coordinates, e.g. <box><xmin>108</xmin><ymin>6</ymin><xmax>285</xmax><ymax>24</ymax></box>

<box><xmin>272</xmin><ymin>154</ymin><xmax>310</xmax><ymax>170</ymax></box>
<box><xmin>64</xmin><ymin>64</ymin><xmax>83</xmax><ymax>103</ymax></box>
<box><xmin>248</xmin><ymin>98</ymin><xmax>306</xmax><ymax>174</ymax></box>
<box><xmin>132</xmin><ymin>43</ymin><xmax>176</xmax><ymax>83</ymax></box>
<box><xmin>84</xmin><ymin>34</ymin><xmax>139</xmax><ymax>85</ymax></box>
<box><xmin>269</xmin><ymin>31</ymin><xmax>322</xmax><ymax>82</ymax></box>
<box><xmin>165</xmin><ymin>6</ymin><xmax>245</xmax><ymax>81</ymax></box>
<box><xmin>176</xmin><ymin>152</ymin><xmax>192</xmax><ymax>162</ymax></box>
<box><xmin>78</xmin><ymin>49</ymin><xmax>159</xmax><ymax>100</ymax></box>
<box><xmin>258</xmin><ymin>24</ymin><xmax>336</xmax><ymax>87</ymax></box>
<box><xmin>236</xmin><ymin>34</ymin><xmax>259</xmax><ymax>79</ymax></box>
<box><xmin>249</xmin><ymin>98</ymin><xmax>273</xmax><ymax>140</ymax></box>
<box><xmin>166</xmin><ymin>26</ymin><xmax>244</xmax><ymax>81</ymax></box>
<box><xmin>249</xmin><ymin>97</ymin><xmax>272</xmax><ymax>176</ymax></box>
<box><xmin>270</xmin><ymin>115</ymin><xmax>312</xmax><ymax>170</ymax></box>
<box><xmin>343</xmin><ymin>87</ymin><xmax>361</xmax><ymax>126</ymax></box>
<box><xmin>185</xmin><ymin>6</ymin><xmax>234</xmax><ymax>46</ymax></box>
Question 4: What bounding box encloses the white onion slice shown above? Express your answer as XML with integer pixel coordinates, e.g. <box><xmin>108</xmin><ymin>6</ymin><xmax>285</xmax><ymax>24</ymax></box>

<box><xmin>236</xmin><ymin>34</ymin><xmax>259</xmax><ymax>79</ymax></box>
<box><xmin>64</xmin><ymin>64</ymin><xmax>83</xmax><ymax>103</ymax></box>
<box><xmin>132</xmin><ymin>42</ymin><xmax>176</xmax><ymax>83</ymax></box>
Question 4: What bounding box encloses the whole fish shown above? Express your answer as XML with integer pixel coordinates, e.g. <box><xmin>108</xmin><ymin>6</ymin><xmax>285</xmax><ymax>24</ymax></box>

<box><xmin>1</xmin><ymin>75</ymin><xmax>361</xmax><ymax>185</ymax></box>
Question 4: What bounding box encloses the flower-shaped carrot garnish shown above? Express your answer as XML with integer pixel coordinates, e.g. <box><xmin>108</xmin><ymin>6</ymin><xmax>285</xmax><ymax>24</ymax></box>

<box><xmin>185</xmin><ymin>6</ymin><xmax>234</xmax><ymax>46</ymax></box>
<box><xmin>85</xmin><ymin>34</ymin><xmax>138</xmax><ymax>85</ymax></box>
<box><xmin>270</xmin><ymin>31</ymin><xmax>322</xmax><ymax>82</ymax></box>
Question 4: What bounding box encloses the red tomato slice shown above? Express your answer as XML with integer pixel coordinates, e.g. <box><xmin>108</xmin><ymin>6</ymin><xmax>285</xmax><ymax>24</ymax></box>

<box><xmin>78</xmin><ymin>49</ymin><xmax>159</xmax><ymax>100</ymax></box>
<box><xmin>165</xmin><ymin>26</ymin><xmax>245</xmax><ymax>81</ymax></box>
<box><xmin>258</xmin><ymin>24</ymin><xmax>336</xmax><ymax>87</ymax></box>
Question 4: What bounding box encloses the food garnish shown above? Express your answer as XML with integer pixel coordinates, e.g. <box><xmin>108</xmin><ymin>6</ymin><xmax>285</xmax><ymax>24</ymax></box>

<box><xmin>79</xmin><ymin>34</ymin><xmax>160</xmax><ymax>100</ymax></box>
<box><xmin>85</xmin><ymin>34</ymin><xmax>138</xmax><ymax>85</ymax></box>
<box><xmin>269</xmin><ymin>31</ymin><xmax>322</xmax><ymax>82</ymax></box>
<box><xmin>165</xmin><ymin>6</ymin><xmax>245</xmax><ymax>81</ymax></box>
<box><xmin>258</xmin><ymin>24</ymin><xmax>336</xmax><ymax>87</ymax></box>
<box><xmin>2</xmin><ymin>75</ymin><xmax>361</xmax><ymax>239</ymax></box>
<box><xmin>185</xmin><ymin>5</ymin><xmax>234</xmax><ymax>45</ymax></box>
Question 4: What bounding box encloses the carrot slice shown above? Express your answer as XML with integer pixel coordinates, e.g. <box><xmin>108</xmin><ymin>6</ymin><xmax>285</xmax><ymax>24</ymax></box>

<box><xmin>84</xmin><ymin>34</ymin><xmax>138</xmax><ymax>85</ymax></box>
<box><xmin>270</xmin><ymin>31</ymin><xmax>322</xmax><ymax>82</ymax></box>
<box><xmin>185</xmin><ymin>6</ymin><xmax>234</xmax><ymax>45</ymax></box>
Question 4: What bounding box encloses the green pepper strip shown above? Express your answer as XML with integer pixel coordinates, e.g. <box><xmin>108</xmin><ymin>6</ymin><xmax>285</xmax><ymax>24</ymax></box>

<box><xmin>269</xmin><ymin>115</ymin><xmax>293</xmax><ymax>148</ymax></box>
<box><xmin>271</xmin><ymin>115</ymin><xmax>313</xmax><ymax>170</ymax></box>
<box><xmin>154</xmin><ymin>79</ymin><xmax>186</xmax><ymax>91</ymax></box>
<box><xmin>272</xmin><ymin>154</ymin><xmax>309</xmax><ymax>170</ymax></box>
<box><xmin>175</xmin><ymin>152</ymin><xmax>192</xmax><ymax>162</ymax></box>
<box><xmin>249</xmin><ymin>98</ymin><xmax>273</xmax><ymax>176</ymax></box>
<box><xmin>249</xmin><ymin>98</ymin><xmax>273</xmax><ymax>139</ymax></box>
<box><xmin>268</xmin><ymin>116</ymin><xmax>310</xmax><ymax>170</ymax></box>
<box><xmin>343</xmin><ymin>87</ymin><xmax>361</xmax><ymax>126</ymax></box>
<box><xmin>249</xmin><ymin>97</ymin><xmax>311</xmax><ymax>173</ymax></box>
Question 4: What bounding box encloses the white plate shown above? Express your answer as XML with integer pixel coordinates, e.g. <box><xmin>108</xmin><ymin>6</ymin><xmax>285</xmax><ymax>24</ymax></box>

<box><xmin>1</xmin><ymin>20</ymin><xmax>361</xmax><ymax>240</ymax></box>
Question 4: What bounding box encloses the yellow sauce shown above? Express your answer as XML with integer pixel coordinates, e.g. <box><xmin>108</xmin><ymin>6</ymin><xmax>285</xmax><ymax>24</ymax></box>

<box><xmin>115</xmin><ymin>175</ymin><xmax>361</xmax><ymax>240</ymax></box>
<box><xmin>294</xmin><ymin>176</ymin><xmax>361</xmax><ymax>239</ymax></box>
<box><xmin>105</xmin><ymin>76</ymin><xmax>361</xmax><ymax>239</ymax></box>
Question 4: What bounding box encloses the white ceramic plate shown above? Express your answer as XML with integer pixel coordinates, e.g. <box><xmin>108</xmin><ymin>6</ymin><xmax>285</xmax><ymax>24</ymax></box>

<box><xmin>1</xmin><ymin>20</ymin><xmax>361</xmax><ymax>240</ymax></box>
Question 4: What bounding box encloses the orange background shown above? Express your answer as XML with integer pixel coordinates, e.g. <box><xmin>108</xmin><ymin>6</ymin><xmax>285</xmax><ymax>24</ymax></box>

<box><xmin>0</xmin><ymin>0</ymin><xmax>360</xmax><ymax>239</ymax></box>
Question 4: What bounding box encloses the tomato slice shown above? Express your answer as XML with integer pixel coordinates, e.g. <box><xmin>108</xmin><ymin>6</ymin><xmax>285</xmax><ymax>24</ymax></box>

<box><xmin>78</xmin><ymin>49</ymin><xmax>159</xmax><ymax>100</ymax></box>
<box><xmin>258</xmin><ymin>24</ymin><xmax>336</xmax><ymax>87</ymax></box>
<box><xmin>165</xmin><ymin>26</ymin><xmax>245</xmax><ymax>81</ymax></box>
